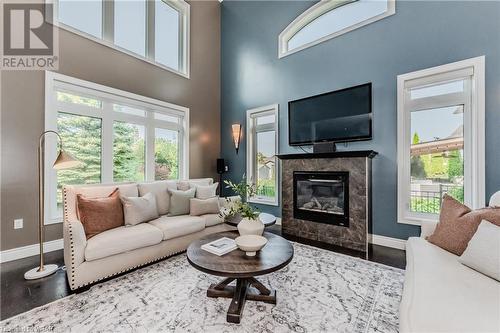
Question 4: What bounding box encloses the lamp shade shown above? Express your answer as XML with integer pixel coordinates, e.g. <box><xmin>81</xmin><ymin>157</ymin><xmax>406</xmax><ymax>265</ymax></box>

<box><xmin>53</xmin><ymin>150</ymin><xmax>81</xmax><ymax>170</ymax></box>
<box><xmin>232</xmin><ymin>124</ymin><xmax>242</xmax><ymax>154</ymax></box>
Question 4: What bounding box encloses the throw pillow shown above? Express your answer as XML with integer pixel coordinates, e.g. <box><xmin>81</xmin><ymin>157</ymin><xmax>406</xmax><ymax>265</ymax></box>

<box><xmin>138</xmin><ymin>180</ymin><xmax>177</xmax><ymax>215</ymax></box>
<box><xmin>195</xmin><ymin>183</ymin><xmax>219</xmax><ymax>199</ymax></box>
<box><xmin>120</xmin><ymin>192</ymin><xmax>159</xmax><ymax>226</ymax></box>
<box><xmin>190</xmin><ymin>197</ymin><xmax>220</xmax><ymax>216</ymax></box>
<box><xmin>458</xmin><ymin>220</ymin><xmax>500</xmax><ymax>281</ymax></box>
<box><xmin>177</xmin><ymin>181</ymin><xmax>190</xmax><ymax>191</ymax></box>
<box><xmin>427</xmin><ymin>194</ymin><xmax>500</xmax><ymax>255</ymax></box>
<box><xmin>168</xmin><ymin>188</ymin><xmax>196</xmax><ymax>216</ymax></box>
<box><xmin>76</xmin><ymin>188</ymin><xmax>124</xmax><ymax>239</ymax></box>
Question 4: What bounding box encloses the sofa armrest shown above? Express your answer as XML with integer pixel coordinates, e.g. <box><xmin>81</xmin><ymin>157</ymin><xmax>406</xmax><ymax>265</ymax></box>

<box><xmin>420</xmin><ymin>220</ymin><xmax>438</xmax><ymax>238</ymax></box>
<box><xmin>63</xmin><ymin>220</ymin><xmax>87</xmax><ymax>276</ymax></box>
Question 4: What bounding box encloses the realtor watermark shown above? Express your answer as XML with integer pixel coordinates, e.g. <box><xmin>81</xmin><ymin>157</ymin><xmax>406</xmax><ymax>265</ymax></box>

<box><xmin>1</xmin><ymin>0</ymin><xmax>59</xmax><ymax>70</ymax></box>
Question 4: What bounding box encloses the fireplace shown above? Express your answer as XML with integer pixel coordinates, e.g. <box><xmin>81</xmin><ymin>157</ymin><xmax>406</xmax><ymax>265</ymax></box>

<box><xmin>293</xmin><ymin>171</ymin><xmax>349</xmax><ymax>227</ymax></box>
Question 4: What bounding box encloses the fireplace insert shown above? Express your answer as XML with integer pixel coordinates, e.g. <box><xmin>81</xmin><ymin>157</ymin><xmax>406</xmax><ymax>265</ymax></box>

<box><xmin>293</xmin><ymin>171</ymin><xmax>349</xmax><ymax>227</ymax></box>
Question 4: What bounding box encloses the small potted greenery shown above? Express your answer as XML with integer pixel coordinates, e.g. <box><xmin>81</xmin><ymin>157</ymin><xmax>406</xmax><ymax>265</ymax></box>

<box><xmin>219</xmin><ymin>176</ymin><xmax>264</xmax><ymax>235</ymax></box>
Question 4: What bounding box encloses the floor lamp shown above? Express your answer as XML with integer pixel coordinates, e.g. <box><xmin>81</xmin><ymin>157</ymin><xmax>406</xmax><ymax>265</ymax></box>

<box><xmin>24</xmin><ymin>130</ymin><xmax>81</xmax><ymax>280</ymax></box>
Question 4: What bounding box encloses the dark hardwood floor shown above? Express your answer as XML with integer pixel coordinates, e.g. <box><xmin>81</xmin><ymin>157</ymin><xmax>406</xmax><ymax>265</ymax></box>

<box><xmin>0</xmin><ymin>225</ymin><xmax>406</xmax><ymax>321</ymax></box>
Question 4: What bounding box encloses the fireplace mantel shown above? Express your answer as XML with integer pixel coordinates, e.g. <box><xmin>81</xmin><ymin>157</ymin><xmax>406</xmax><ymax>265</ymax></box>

<box><xmin>277</xmin><ymin>150</ymin><xmax>377</xmax><ymax>160</ymax></box>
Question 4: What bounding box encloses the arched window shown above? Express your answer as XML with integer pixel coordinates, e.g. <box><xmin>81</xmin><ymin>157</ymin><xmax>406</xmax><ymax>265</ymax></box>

<box><xmin>278</xmin><ymin>0</ymin><xmax>395</xmax><ymax>58</ymax></box>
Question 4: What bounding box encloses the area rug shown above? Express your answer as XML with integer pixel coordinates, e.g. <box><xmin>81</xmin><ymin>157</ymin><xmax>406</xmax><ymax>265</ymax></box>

<box><xmin>0</xmin><ymin>243</ymin><xmax>404</xmax><ymax>333</ymax></box>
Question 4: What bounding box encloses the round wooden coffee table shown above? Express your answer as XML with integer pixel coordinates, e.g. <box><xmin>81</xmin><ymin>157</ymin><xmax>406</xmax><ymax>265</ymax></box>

<box><xmin>187</xmin><ymin>231</ymin><xmax>294</xmax><ymax>323</ymax></box>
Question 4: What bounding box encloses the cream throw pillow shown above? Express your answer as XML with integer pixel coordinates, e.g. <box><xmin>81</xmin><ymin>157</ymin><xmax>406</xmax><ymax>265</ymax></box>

<box><xmin>120</xmin><ymin>192</ymin><xmax>159</xmax><ymax>226</ymax></box>
<box><xmin>459</xmin><ymin>220</ymin><xmax>500</xmax><ymax>281</ymax></box>
<box><xmin>138</xmin><ymin>180</ymin><xmax>177</xmax><ymax>215</ymax></box>
<box><xmin>190</xmin><ymin>197</ymin><xmax>220</xmax><ymax>216</ymax></box>
<box><xmin>168</xmin><ymin>188</ymin><xmax>196</xmax><ymax>216</ymax></box>
<box><xmin>195</xmin><ymin>183</ymin><xmax>218</xmax><ymax>199</ymax></box>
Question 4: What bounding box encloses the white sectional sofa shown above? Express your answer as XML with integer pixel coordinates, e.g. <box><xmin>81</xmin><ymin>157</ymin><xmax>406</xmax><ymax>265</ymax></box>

<box><xmin>400</xmin><ymin>192</ymin><xmax>500</xmax><ymax>333</ymax></box>
<box><xmin>63</xmin><ymin>178</ymin><xmax>235</xmax><ymax>290</ymax></box>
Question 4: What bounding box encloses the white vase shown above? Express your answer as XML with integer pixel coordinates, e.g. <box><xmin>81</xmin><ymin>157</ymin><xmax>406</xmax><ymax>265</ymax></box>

<box><xmin>237</xmin><ymin>217</ymin><xmax>264</xmax><ymax>236</ymax></box>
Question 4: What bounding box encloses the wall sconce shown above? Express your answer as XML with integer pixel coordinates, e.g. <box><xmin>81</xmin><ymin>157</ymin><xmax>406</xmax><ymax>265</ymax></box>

<box><xmin>232</xmin><ymin>124</ymin><xmax>242</xmax><ymax>154</ymax></box>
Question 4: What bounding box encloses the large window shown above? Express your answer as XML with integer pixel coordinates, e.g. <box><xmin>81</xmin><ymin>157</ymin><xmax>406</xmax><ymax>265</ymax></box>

<box><xmin>45</xmin><ymin>72</ymin><xmax>189</xmax><ymax>224</ymax></box>
<box><xmin>246</xmin><ymin>104</ymin><xmax>279</xmax><ymax>206</ymax></box>
<box><xmin>279</xmin><ymin>0</ymin><xmax>395</xmax><ymax>58</ymax></box>
<box><xmin>397</xmin><ymin>57</ymin><xmax>485</xmax><ymax>225</ymax></box>
<box><xmin>55</xmin><ymin>0</ymin><xmax>190</xmax><ymax>77</ymax></box>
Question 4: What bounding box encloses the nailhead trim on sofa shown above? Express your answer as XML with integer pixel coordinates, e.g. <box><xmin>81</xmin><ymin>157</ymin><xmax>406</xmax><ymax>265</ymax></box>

<box><xmin>72</xmin><ymin>250</ymin><xmax>186</xmax><ymax>290</ymax></box>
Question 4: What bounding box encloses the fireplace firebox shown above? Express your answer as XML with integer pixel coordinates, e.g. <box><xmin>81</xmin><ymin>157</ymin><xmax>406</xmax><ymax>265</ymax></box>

<box><xmin>293</xmin><ymin>171</ymin><xmax>349</xmax><ymax>227</ymax></box>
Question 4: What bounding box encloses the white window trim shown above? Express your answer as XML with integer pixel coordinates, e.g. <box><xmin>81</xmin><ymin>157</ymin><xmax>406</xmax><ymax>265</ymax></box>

<box><xmin>44</xmin><ymin>71</ymin><xmax>190</xmax><ymax>225</ymax></box>
<box><xmin>50</xmin><ymin>0</ymin><xmax>190</xmax><ymax>78</ymax></box>
<box><xmin>278</xmin><ymin>0</ymin><xmax>395</xmax><ymax>59</ymax></box>
<box><xmin>397</xmin><ymin>56</ymin><xmax>485</xmax><ymax>226</ymax></box>
<box><xmin>246</xmin><ymin>104</ymin><xmax>279</xmax><ymax>206</ymax></box>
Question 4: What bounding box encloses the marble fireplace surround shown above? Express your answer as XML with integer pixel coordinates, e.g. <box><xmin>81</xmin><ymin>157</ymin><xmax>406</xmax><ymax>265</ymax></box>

<box><xmin>278</xmin><ymin>151</ymin><xmax>377</xmax><ymax>253</ymax></box>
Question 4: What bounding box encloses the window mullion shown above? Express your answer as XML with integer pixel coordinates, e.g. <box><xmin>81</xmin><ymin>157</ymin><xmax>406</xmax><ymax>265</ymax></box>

<box><xmin>102</xmin><ymin>0</ymin><xmax>114</xmax><ymax>42</ymax></box>
<box><xmin>463</xmin><ymin>78</ymin><xmax>473</xmax><ymax>207</ymax></box>
<box><xmin>146</xmin><ymin>112</ymin><xmax>156</xmax><ymax>181</ymax></box>
<box><xmin>146</xmin><ymin>0</ymin><xmax>155</xmax><ymax>60</ymax></box>
<box><xmin>101</xmin><ymin>101</ymin><xmax>114</xmax><ymax>183</ymax></box>
<box><xmin>177</xmin><ymin>4</ymin><xmax>183</xmax><ymax>72</ymax></box>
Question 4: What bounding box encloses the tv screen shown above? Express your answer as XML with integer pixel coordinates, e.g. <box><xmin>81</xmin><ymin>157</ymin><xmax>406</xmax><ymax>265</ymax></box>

<box><xmin>288</xmin><ymin>83</ymin><xmax>372</xmax><ymax>145</ymax></box>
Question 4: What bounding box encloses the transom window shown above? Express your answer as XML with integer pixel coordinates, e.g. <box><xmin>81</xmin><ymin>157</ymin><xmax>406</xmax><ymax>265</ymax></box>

<box><xmin>246</xmin><ymin>105</ymin><xmax>279</xmax><ymax>206</ymax></box>
<box><xmin>45</xmin><ymin>72</ymin><xmax>189</xmax><ymax>224</ymax></box>
<box><xmin>279</xmin><ymin>0</ymin><xmax>395</xmax><ymax>58</ymax></box>
<box><xmin>55</xmin><ymin>0</ymin><xmax>190</xmax><ymax>77</ymax></box>
<box><xmin>397</xmin><ymin>57</ymin><xmax>485</xmax><ymax>225</ymax></box>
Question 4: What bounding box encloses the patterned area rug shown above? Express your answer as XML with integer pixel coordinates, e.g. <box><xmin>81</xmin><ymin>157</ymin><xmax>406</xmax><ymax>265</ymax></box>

<box><xmin>1</xmin><ymin>243</ymin><xmax>404</xmax><ymax>333</ymax></box>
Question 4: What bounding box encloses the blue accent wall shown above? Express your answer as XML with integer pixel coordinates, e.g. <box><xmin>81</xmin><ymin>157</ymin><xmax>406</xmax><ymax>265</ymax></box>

<box><xmin>221</xmin><ymin>1</ymin><xmax>500</xmax><ymax>240</ymax></box>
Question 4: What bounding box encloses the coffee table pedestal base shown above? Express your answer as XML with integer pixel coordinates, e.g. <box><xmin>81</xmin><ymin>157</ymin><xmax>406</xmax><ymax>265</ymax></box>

<box><xmin>207</xmin><ymin>277</ymin><xmax>277</xmax><ymax>323</ymax></box>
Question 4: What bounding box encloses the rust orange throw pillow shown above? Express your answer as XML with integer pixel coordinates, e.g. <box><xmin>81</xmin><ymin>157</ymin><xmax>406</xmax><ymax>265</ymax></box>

<box><xmin>77</xmin><ymin>188</ymin><xmax>124</xmax><ymax>239</ymax></box>
<box><xmin>427</xmin><ymin>194</ymin><xmax>500</xmax><ymax>255</ymax></box>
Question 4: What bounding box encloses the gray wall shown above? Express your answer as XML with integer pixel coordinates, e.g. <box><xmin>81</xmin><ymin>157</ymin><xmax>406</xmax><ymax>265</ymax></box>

<box><xmin>220</xmin><ymin>1</ymin><xmax>500</xmax><ymax>240</ymax></box>
<box><xmin>1</xmin><ymin>1</ymin><xmax>221</xmax><ymax>251</ymax></box>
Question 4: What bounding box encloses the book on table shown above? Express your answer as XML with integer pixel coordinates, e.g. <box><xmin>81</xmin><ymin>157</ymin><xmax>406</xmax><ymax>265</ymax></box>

<box><xmin>201</xmin><ymin>237</ymin><xmax>237</xmax><ymax>256</ymax></box>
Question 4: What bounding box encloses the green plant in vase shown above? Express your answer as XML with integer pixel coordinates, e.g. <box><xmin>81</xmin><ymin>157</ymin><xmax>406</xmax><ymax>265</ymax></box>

<box><xmin>219</xmin><ymin>176</ymin><xmax>264</xmax><ymax>235</ymax></box>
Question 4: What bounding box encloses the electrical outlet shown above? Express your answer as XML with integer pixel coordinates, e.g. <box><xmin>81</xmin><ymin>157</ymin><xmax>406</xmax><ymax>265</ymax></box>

<box><xmin>14</xmin><ymin>218</ymin><xmax>23</xmax><ymax>229</ymax></box>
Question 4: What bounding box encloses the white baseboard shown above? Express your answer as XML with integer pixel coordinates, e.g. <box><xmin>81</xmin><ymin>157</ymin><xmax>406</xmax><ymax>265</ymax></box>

<box><xmin>0</xmin><ymin>239</ymin><xmax>64</xmax><ymax>263</ymax></box>
<box><xmin>369</xmin><ymin>234</ymin><xmax>406</xmax><ymax>250</ymax></box>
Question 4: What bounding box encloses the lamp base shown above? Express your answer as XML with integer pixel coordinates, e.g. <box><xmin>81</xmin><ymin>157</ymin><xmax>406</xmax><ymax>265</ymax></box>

<box><xmin>24</xmin><ymin>264</ymin><xmax>59</xmax><ymax>280</ymax></box>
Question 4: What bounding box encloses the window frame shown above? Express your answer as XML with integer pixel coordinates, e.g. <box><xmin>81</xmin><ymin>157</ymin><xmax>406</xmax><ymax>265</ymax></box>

<box><xmin>51</xmin><ymin>0</ymin><xmax>190</xmax><ymax>78</ymax></box>
<box><xmin>246</xmin><ymin>104</ymin><xmax>279</xmax><ymax>206</ymax></box>
<box><xmin>44</xmin><ymin>71</ymin><xmax>190</xmax><ymax>225</ymax></box>
<box><xmin>396</xmin><ymin>56</ymin><xmax>485</xmax><ymax>226</ymax></box>
<box><xmin>278</xmin><ymin>0</ymin><xmax>395</xmax><ymax>59</ymax></box>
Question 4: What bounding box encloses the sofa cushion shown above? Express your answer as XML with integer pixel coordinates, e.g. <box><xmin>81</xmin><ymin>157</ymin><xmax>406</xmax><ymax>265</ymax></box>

<box><xmin>77</xmin><ymin>188</ymin><xmax>124</xmax><ymax>239</ymax></box>
<box><xmin>84</xmin><ymin>223</ymin><xmax>163</xmax><ymax>261</ymax></box>
<box><xmin>427</xmin><ymin>194</ymin><xmax>500</xmax><ymax>255</ymax></box>
<box><xmin>138</xmin><ymin>180</ymin><xmax>177</xmax><ymax>215</ymax></box>
<box><xmin>148</xmin><ymin>215</ymin><xmax>205</xmax><ymax>240</ymax></box>
<box><xmin>177</xmin><ymin>178</ymin><xmax>213</xmax><ymax>191</ymax></box>
<box><xmin>399</xmin><ymin>237</ymin><xmax>500</xmax><ymax>333</ymax></box>
<box><xmin>201</xmin><ymin>213</ymin><xmax>224</xmax><ymax>227</ymax></box>
<box><xmin>121</xmin><ymin>192</ymin><xmax>159</xmax><ymax>226</ymax></box>
<box><xmin>168</xmin><ymin>188</ymin><xmax>196</xmax><ymax>216</ymax></box>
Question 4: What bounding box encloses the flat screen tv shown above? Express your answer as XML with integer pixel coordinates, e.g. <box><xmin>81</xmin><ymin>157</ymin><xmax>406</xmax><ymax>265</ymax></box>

<box><xmin>288</xmin><ymin>83</ymin><xmax>372</xmax><ymax>146</ymax></box>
